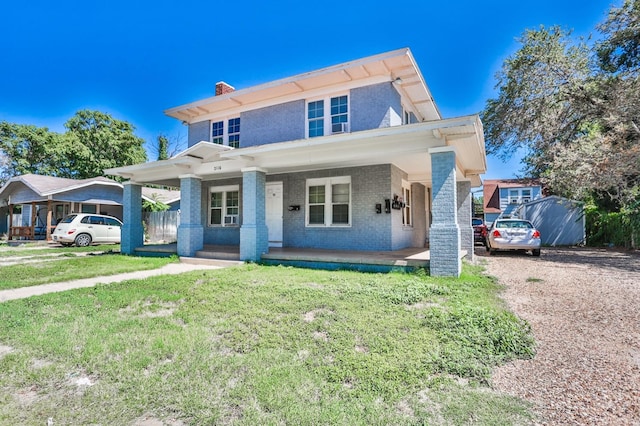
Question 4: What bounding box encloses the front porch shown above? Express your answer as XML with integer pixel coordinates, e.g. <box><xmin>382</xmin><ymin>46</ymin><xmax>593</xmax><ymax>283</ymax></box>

<box><xmin>134</xmin><ymin>244</ymin><xmax>468</xmax><ymax>273</ymax></box>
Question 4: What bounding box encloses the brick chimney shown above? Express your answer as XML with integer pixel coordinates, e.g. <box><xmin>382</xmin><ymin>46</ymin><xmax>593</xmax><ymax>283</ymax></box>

<box><xmin>215</xmin><ymin>81</ymin><xmax>235</xmax><ymax>96</ymax></box>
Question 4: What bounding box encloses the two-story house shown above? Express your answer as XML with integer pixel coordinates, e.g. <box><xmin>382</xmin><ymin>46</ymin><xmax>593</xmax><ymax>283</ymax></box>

<box><xmin>107</xmin><ymin>48</ymin><xmax>487</xmax><ymax>276</ymax></box>
<box><xmin>482</xmin><ymin>178</ymin><xmax>543</xmax><ymax>225</ymax></box>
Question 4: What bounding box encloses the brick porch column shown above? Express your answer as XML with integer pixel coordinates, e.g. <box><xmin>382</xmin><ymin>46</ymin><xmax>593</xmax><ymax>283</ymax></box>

<box><xmin>457</xmin><ymin>180</ymin><xmax>474</xmax><ymax>261</ymax></box>
<box><xmin>122</xmin><ymin>181</ymin><xmax>144</xmax><ymax>255</ymax></box>
<box><xmin>177</xmin><ymin>174</ymin><xmax>204</xmax><ymax>257</ymax></box>
<box><xmin>240</xmin><ymin>167</ymin><xmax>269</xmax><ymax>261</ymax></box>
<box><xmin>429</xmin><ymin>147</ymin><xmax>461</xmax><ymax>277</ymax></box>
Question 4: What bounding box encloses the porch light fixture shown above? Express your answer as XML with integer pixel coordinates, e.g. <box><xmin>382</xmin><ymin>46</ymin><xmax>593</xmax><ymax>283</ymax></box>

<box><xmin>393</xmin><ymin>77</ymin><xmax>403</xmax><ymax>85</ymax></box>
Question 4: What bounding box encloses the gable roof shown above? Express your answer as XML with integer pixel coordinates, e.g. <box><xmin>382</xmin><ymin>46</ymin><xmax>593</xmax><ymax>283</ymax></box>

<box><xmin>165</xmin><ymin>48</ymin><xmax>441</xmax><ymax>125</ymax></box>
<box><xmin>0</xmin><ymin>174</ymin><xmax>171</xmax><ymax>206</ymax></box>
<box><xmin>0</xmin><ymin>174</ymin><xmax>121</xmax><ymax>198</ymax></box>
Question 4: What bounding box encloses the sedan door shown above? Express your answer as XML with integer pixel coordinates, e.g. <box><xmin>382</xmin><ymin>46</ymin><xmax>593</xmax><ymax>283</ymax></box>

<box><xmin>104</xmin><ymin>217</ymin><xmax>122</xmax><ymax>243</ymax></box>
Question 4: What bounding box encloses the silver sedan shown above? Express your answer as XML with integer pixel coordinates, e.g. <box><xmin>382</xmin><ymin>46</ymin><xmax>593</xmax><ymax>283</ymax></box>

<box><xmin>486</xmin><ymin>219</ymin><xmax>541</xmax><ymax>256</ymax></box>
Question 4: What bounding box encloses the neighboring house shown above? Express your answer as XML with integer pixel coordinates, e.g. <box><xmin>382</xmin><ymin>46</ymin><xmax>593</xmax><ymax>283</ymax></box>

<box><xmin>0</xmin><ymin>174</ymin><xmax>178</xmax><ymax>240</ymax></box>
<box><xmin>106</xmin><ymin>48</ymin><xmax>487</xmax><ymax>276</ymax></box>
<box><xmin>483</xmin><ymin>179</ymin><xmax>585</xmax><ymax>246</ymax></box>
<box><xmin>483</xmin><ymin>178</ymin><xmax>543</xmax><ymax>225</ymax></box>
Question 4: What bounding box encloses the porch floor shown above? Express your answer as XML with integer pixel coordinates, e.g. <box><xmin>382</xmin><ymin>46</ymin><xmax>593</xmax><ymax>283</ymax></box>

<box><xmin>136</xmin><ymin>244</ymin><xmax>443</xmax><ymax>272</ymax></box>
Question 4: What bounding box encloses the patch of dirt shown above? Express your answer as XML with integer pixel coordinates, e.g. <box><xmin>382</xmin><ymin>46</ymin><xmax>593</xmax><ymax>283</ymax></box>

<box><xmin>481</xmin><ymin>247</ymin><xmax>640</xmax><ymax>425</ymax></box>
<box><xmin>0</xmin><ymin>344</ymin><xmax>14</xmax><ymax>358</ymax></box>
<box><xmin>302</xmin><ymin>308</ymin><xmax>333</xmax><ymax>323</ymax></box>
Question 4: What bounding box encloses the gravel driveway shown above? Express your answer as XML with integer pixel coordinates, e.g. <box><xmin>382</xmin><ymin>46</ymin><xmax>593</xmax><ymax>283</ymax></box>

<box><xmin>481</xmin><ymin>247</ymin><xmax>640</xmax><ymax>425</ymax></box>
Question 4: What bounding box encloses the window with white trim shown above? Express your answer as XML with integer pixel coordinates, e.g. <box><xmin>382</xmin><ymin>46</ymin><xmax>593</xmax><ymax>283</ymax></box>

<box><xmin>307</xmin><ymin>94</ymin><xmax>349</xmax><ymax>138</ymax></box>
<box><xmin>508</xmin><ymin>188</ymin><xmax>534</xmax><ymax>204</ymax></box>
<box><xmin>508</xmin><ymin>189</ymin><xmax>520</xmax><ymax>204</ymax></box>
<box><xmin>212</xmin><ymin>121</ymin><xmax>224</xmax><ymax>144</ymax></box>
<box><xmin>402</xmin><ymin>180</ymin><xmax>412</xmax><ymax>226</ymax></box>
<box><xmin>306</xmin><ymin>176</ymin><xmax>351</xmax><ymax>226</ymax></box>
<box><xmin>210</xmin><ymin>118</ymin><xmax>240</xmax><ymax>147</ymax></box>
<box><xmin>209</xmin><ymin>185</ymin><xmax>240</xmax><ymax>226</ymax></box>
<box><xmin>228</xmin><ymin>117</ymin><xmax>240</xmax><ymax>148</ymax></box>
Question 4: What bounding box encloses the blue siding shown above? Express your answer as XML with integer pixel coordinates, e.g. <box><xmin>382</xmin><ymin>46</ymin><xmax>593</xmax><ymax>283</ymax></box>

<box><xmin>202</xmin><ymin>178</ymin><xmax>242</xmax><ymax>245</ymax></box>
<box><xmin>351</xmin><ymin>82</ymin><xmax>402</xmax><ymax>132</ymax></box>
<box><xmin>198</xmin><ymin>164</ymin><xmax>426</xmax><ymax>251</ymax></box>
<box><xmin>241</xmin><ymin>100</ymin><xmax>305</xmax><ymax>147</ymax></box>
<box><xmin>188</xmin><ymin>121</ymin><xmax>211</xmax><ymax>147</ymax></box>
<box><xmin>57</xmin><ymin>185</ymin><xmax>122</xmax><ymax>204</ymax></box>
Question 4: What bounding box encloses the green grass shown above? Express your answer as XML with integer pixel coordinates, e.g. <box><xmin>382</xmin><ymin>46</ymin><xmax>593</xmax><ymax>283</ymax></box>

<box><xmin>0</xmin><ymin>253</ymin><xmax>177</xmax><ymax>290</ymax></box>
<box><xmin>0</xmin><ymin>264</ymin><xmax>535</xmax><ymax>425</ymax></box>
<box><xmin>0</xmin><ymin>244</ymin><xmax>123</xmax><ymax>258</ymax></box>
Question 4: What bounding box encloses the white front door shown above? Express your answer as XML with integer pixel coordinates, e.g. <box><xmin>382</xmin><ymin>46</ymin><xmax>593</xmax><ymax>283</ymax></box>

<box><xmin>266</xmin><ymin>182</ymin><xmax>283</xmax><ymax>247</ymax></box>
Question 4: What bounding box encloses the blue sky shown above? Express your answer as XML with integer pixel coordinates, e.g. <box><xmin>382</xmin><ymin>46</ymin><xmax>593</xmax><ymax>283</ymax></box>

<box><xmin>1</xmin><ymin>0</ymin><xmax>615</xmax><ymax>181</ymax></box>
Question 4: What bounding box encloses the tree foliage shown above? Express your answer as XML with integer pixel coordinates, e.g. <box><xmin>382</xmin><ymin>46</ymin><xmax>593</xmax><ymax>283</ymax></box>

<box><xmin>0</xmin><ymin>122</ymin><xmax>72</xmax><ymax>183</ymax></box>
<box><xmin>482</xmin><ymin>0</ymin><xmax>640</xmax><ymax>211</ymax></box>
<box><xmin>0</xmin><ymin>110</ymin><xmax>147</xmax><ymax>185</ymax></box>
<box><xmin>157</xmin><ymin>135</ymin><xmax>169</xmax><ymax>161</ymax></box>
<box><xmin>64</xmin><ymin>110</ymin><xmax>147</xmax><ymax>179</ymax></box>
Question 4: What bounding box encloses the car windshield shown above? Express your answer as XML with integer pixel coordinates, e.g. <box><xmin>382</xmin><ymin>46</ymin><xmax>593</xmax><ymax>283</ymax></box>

<box><xmin>60</xmin><ymin>215</ymin><xmax>77</xmax><ymax>224</ymax></box>
<box><xmin>496</xmin><ymin>220</ymin><xmax>533</xmax><ymax>229</ymax></box>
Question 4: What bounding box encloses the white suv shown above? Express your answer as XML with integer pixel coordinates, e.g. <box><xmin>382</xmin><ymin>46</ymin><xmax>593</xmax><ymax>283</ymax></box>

<box><xmin>52</xmin><ymin>213</ymin><xmax>122</xmax><ymax>247</ymax></box>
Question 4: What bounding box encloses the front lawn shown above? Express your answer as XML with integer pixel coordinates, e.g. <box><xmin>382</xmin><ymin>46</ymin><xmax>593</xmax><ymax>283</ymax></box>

<box><xmin>0</xmin><ymin>252</ymin><xmax>177</xmax><ymax>291</ymax></box>
<box><xmin>0</xmin><ymin>264</ymin><xmax>535</xmax><ymax>425</ymax></box>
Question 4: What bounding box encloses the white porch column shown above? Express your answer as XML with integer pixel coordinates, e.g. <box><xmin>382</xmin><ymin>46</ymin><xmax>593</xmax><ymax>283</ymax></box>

<box><xmin>429</xmin><ymin>147</ymin><xmax>461</xmax><ymax>277</ymax></box>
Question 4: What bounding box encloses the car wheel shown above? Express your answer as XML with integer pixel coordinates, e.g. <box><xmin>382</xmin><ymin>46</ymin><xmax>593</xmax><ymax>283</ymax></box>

<box><xmin>75</xmin><ymin>233</ymin><xmax>92</xmax><ymax>247</ymax></box>
<box><xmin>532</xmin><ymin>249</ymin><xmax>541</xmax><ymax>257</ymax></box>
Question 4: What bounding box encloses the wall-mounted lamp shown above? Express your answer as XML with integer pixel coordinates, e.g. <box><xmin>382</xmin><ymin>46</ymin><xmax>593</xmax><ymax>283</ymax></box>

<box><xmin>288</xmin><ymin>205</ymin><xmax>300</xmax><ymax>211</ymax></box>
<box><xmin>181</xmin><ymin>120</ymin><xmax>189</xmax><ymax>126</ymax></box>
<box><xmin>393</xmin><ymin>77</ymin><xmax>403</xmax><ymax>85</ymax></box>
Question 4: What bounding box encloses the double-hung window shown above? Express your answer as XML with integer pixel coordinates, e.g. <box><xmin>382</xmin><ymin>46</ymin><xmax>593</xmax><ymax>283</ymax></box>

<box><xmin>402</xmin><ymin>180</ymin><xmax>412</xmax><ymax>226</ymax></box>
<box><xmin>330</xmin><ymin>95</ymin><xmax>348</xmax><ymax>133</ymax></box>
<box><xmin>307</xmin><ymin>94</ymin><xmax>349</xmax><ymax>138</ymax></box>
<box><xmin>210</xmin><ymin>185</ymin><xmax>240</xmax><ymax>226</ymax></box>
<box><xmin>308</xmin><ymin>100</ymin><xmax>324</xmax><ymax>137</ymax></box>
<box><xmin>306</xmin><ymin>176</ymin><xmax>351</xmax><ymax>226</ymax></box>
<box><xmin>212</xmin><ymin>121</ymin><xmax>224</xmax><ymax>144</ymax></box>
<box><xmin>228</xmin><ymin>118</ymin><xmax>240</xmax><ymax>148</ymax></box>
<box><xmin>210</xmin><ymin>118</ymin><xmax>240</xmax><ymax>147</ymax></box>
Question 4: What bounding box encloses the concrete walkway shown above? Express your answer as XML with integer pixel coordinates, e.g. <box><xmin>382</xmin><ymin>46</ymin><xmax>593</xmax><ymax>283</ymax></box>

<box><xmin>0</xmin><ymin>261</ymin><xmax>234</xmax><ymax>303</ymax></box>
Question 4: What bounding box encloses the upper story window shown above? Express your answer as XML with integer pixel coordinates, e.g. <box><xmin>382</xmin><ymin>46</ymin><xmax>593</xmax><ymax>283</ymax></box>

<box><xmin>306</xmin><ymin>176</ymin><xmax>351</xmax><ymax>227</ymax></box>
<box><xmin>508</xmin><ymin>188</ymin><xmax>534</xmax><ymax>204</ymax></box>
<box><xmin>307</xmin><ymin>94</ymin><xmax>349</xmax><ymax>138</ymax></box>
<box><xmin>210</xmin><ymin>118</ymin><xmax>240</xmax><ymax>147</ymax></box>
<box><xmin>210</xmin><ymin>185</ymin><xmax>240</xmax><ymax>226</ymax></box>
<box><xmin>212</xmin><ymin>121</ymin><xmax>224</xmax><ymax>144</ymax></box>
<box><xmin>330</xmin><ymin>95</ymin><xmax>348</xmax><ymax>133</ymax></box>
<box><xmin>228</xmin><ymin>118</ymin><xmax>240</xmax><ymax>148</ymax></box>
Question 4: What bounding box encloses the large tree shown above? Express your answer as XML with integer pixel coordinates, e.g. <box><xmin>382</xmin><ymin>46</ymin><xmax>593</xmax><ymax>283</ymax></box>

<box><xmin>0</xmin><ymin>110</ymin><xmax>147</xmax><ymax>185</ymax></box>
<box><xmin>0</xmin><ymin>122</ymin><xmax>72</xmax><ymax>183</ymax></box>
<box><xmin>482</xmin><ymin>0</ymin><xmax>640</xmax><ymax>209</ymax></box>
<box><xmin>64</xmin><ymin>110</ymin><xmax>147</xmax><ymax>179</ymax></box>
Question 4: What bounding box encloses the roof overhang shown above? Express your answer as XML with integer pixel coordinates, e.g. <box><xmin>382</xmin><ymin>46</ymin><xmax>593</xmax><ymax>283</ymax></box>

<box><xmin>106</xmin><ymin>115</ymin><xmax>486</xmax><ymax>188</ymax></box>
<box><xmin>165</xmin><ymin>48</ymin><xmax>441</xmax><ymax>125</ymax></box>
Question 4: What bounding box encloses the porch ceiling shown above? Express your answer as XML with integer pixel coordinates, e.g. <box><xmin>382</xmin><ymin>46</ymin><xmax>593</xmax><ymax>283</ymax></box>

<box><xmin>105</xmin><ymin>115</ymin><xmax>486</xmax><ymax>188</ymax></box>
